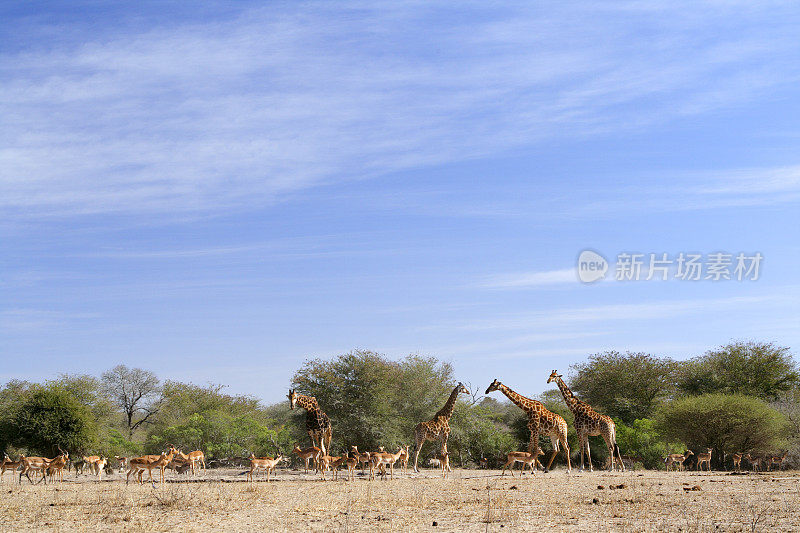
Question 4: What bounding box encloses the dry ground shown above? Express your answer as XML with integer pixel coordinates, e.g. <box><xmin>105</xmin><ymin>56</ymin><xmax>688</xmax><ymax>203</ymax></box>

<box><xmin>1</xmin><ymin>467</ymin><xmax>799</xmax><ymax>532</ymax></box>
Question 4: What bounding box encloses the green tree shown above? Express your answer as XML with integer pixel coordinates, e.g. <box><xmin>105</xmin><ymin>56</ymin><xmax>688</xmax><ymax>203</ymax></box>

<box><xmin>569</xmin><ymin>351</ymin><xmax>676</xmax><ymax>423</ymax></box>
<box><xmin>291</xmin><ymin>350</ymin><xmax>454</xmax><ymax>452</ymax></box>
<box><xmin>146</xmin><ymin>381</ymin><xmax>291</xmax><ymax>459</ymax></box>
<box><xmin>655</xmin><ymin>393</ymin><xmax>788</xmax><ymax>468</ymax></box>
<box><xmin>11</xmin><ymin>384</ymin><xmax>98</xmax><ymax>455</ymax></box>
<box><xmin>0</xmin><ymin>380</ymin><xmax>32</xmax><ymax>452</ymax></box>
<box><xmin>677</xmin><ymin>341</ymin><xmax>798</xmax><ymax>401</ymax></box>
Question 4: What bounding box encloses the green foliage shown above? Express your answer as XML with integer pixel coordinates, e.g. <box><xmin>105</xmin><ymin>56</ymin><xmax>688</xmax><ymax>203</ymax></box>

<box><xmin>677</xmin><ymin>341</ymin><xmax>798</xmax><ymax>401</ymax></box>
<box><xmin>615</xmin><ymin>418</ymin><xmax>678</xmax><ymax>469</ymax></box>
<box><xmin>655</xmin><ymin>393</ymin><xmax>789</xmax><ymax>465</ymax></box>
<box><xmin>0</xmin><ymin>380</ymin><xmax>32</xmax><ymax>452</ymax></box>
<box><xmin>145</xmin><ymin>382</ymin><xmax>292</xmax><ymax>459</ymax></box>
<box><xmin>11</xmin><ymin>384</ymin><xmax>98</xmax><ymax>455</ymax></box>
<box><xmin>292</xmin><ymin>350</ymin><xmax>453</xmax><ymax>452</ymax></box>
<box><xmin>569</xmin><ymin>351</ymin><xmax>676</xmax><ymax>423</ymax></box>
<box><xmin>447</xmin><ymin>401</ymin><xmax>519</xmax><ymax>467</ymax></box>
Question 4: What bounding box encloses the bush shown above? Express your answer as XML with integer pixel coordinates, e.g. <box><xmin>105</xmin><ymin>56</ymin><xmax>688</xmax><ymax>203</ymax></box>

<box><xmin>655</xmin><ymin>393</ymin><xmax>789</xmax><ymax>468</ymax></box>
<box><xmin>615</xmin><ymin>418</ymin><xmax>679</xmax><ymax>469</ymax></box>
<box><xmin>11</xmin><ymin>384</ymin><xmax>98</xmax><ymax>455</ymax></box>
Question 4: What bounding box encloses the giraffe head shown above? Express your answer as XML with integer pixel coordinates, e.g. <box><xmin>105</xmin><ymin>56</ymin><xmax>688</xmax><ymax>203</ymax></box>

<box><xmin>287</xmin><ymin>389</ymin><xmax>298</xmax><ymax>409</ymax></box>
<box><xmin>485</xmin><ymin>379</ymin><xmax>502</xmax><ymax>394</ymax></box>
<box><xmin>457</xmin><ymin>382</ymin><xmax>470</xmax><ymax>395</ymax></box>
<box><xmin>546</xmin><ymin>370</ymin><xmax>562</xmax><ymax>383</ymax></box>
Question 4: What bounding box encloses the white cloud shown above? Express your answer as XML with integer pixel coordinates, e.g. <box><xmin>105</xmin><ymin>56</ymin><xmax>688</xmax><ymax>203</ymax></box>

<box><xmin>475</xmin><ymin>268</ymin><xmax>577</xmax><ymax>289</ymax></box>
<box><xmin>2</xmin><ymin>2</ymin><xmax>798</xmax><ymax>217</ymax></box>
<box><xmin>427</xmin><ymin>294</ymin><xmax>782</xmax><ymax>332</ymax></box>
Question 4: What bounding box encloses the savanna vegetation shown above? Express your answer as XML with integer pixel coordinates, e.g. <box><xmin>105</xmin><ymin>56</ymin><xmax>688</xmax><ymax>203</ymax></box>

<box><xmin>1</xmin><ymin>340</ymin><xmax>796</xmax><ymax>471</ymax></box>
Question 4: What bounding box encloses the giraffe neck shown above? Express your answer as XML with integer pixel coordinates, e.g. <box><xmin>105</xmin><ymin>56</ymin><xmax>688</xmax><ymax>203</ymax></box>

<box><xmin>434</xmin><ymin>385</ymin><xmax>462</xmax><ymax>420</ymax></box>
<box><xmin>554</xmin><ymin>376</ymin><xmax>581</xmax><ymax>413</ymax></box>
<box><xmin>297</xmin><ymin>394</ymin><xmax>319</xmax><ymax>412</ymax></box>
<box><xmin>498</xmin><ymin>384</ymin><xmax>534</xmax><ymax>412</ymax></box>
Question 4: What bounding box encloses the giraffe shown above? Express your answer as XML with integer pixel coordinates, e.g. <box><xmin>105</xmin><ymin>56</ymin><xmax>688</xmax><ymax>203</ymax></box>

<box><xmin>485</xmin><ymin>379</ymin><xmax>571</xmax><ymax>473</ymax></box>
<box><xmin>288</xmin><ymin>389</ymin><xmax>333</xmax><ymax>457</ymax></box>
<box><xmin>547</xmin><ymin>370</ymin><xmax>624</xmax><ymax>472</ymax></box>
<box><xmin>412</xmin><ymin>382</ymin><xmax>469</xmax><ymax>472</ymax></box>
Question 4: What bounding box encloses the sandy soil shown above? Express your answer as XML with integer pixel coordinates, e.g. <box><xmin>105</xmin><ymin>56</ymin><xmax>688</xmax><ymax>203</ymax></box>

<box><xmin>1</xmin><ymin>467</ymin><xmax>799</xmax><ymax>531</ymax></box>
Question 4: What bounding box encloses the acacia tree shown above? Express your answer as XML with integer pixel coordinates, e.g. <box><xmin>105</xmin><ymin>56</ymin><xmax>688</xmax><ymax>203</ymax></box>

<box><xmin>656</xmin><ymin>393</ymin><xmax>788</xmax><ymax>468</ymax></box>
<box><xmin>569</xmin><ymin>351</ymin><xmax>676</xmax><ymax>423</ymax></box>
<box><xmin>677</xmin><ymin>341</ymin><xmax>798</xmax><ymax>401</ymax></box>
<box><xmin>101</xmin><ymin>365</ymin><xmax>162</xmax><ymax>438</ymax></box>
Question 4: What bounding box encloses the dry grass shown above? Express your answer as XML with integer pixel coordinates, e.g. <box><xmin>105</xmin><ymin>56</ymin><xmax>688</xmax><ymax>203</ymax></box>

<box><xmin>1</xmin><ymin>468</ymin><xmax>799</xmax><ymax>531</ymax></box>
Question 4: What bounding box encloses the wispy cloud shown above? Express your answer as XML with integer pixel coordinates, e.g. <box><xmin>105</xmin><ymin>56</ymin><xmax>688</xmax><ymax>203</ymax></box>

<box><xmin>426</xmin><ymin>294</ymin><xmax>783</xmax><ymax>332</ymax></box>
<box><xmin>2</xmin><ymin>2</ymin><xmax>798</xmax><ymax>218</ymax></box>
<box><xmin>475</xmin><ymin>268</ymin><xmax>577</xmax><ymax>289</ymax></box>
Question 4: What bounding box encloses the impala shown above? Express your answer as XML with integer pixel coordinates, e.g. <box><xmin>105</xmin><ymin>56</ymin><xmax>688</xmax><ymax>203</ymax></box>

<box><xmin>114</xmin><ymin>456</ymin><xmax>128</xmax><ymax>474</ymax></box>
<box><xmin>46</xmin><ymin>451</ymin><xmax>70</xmax><ymax>483</ymax></box>
<box><xmin>728</xmin><ymin>452</ymin><xmax>743</xmax><ymax>472</ymax></box>
<box><xmin>744</xmin><ymin>453</ymin><xmax>764</xmax><ymax>472</ymax></box>
<box><xmin>1</xmin><ymin>454</ymin><xmax>22</xmax><ymax>482</ymax></box>
<box><xmin>126</xmin><ymin>446</ymin><xmax>178</xmax><ymax>485</ymax></box>
<box><xmin>398</xmin><ymin>445</ymin><xmax>410</xmax><ymax>474</ymax></box>
<box><xmin>664</xmin><ymin>450</ymin><xmax>694</xmax><ymax>472</ymax></box>
<box><xmin>369</xmin><ymin>448</ymin><xmax>404</xmax><ymax>480</ymax></box>
<box><xmin>328</xmin><ymin>456</ymin><xmax>351</xmax><ymax>481</ymax></box>
<box><xmin>174</xmin><ymin>449</ymin><xmax>206</xmax><ymax>475</ymax></box>
<box><xmin>92</xmin><ymin>457</ymin><xmax>108</xmax><ymax>481</ymax></box>
<box><xmin>80</xmin><ymin>455</ymin><xmax>103</xmax><ymax>478</ymax></box>
<box><xmin>247</xmin><ymin>454</ymin><xmax>284</xmax><ymax>482</ymax></box>
<box><xmin>696</xmin><ymin>448</ymin><xmax>713</xmax><ymax>471</ymax></box>
<box><xmin>19</xmin><ymin>454</ymin><xmax>55</xmax><ymax>484</ymax></box>
<box><xmin>342</xmin><ymin>453</ymin><xmax>358</xmax><ymax>481</ymax></box>
<box><xmin>501</xmin><ymin>450</ymin><xmax>544</xmax><ymax>477</ymax></box>
<box><xmin>769</xmin><ymin>452</ymin><xmax>788</xmax><ymax>471</ymax></box>
<box><xmin>356</xmin><ymin>449</ymin><xmax>372</xmax><ymax>474</ymax></box>
<box><xmin>292</xmin><ymin>445</ymin><xmax>322</xmax><ymax>474</ymax></box>
<box><xmin>439</xmin><ymin>452</ymin><xmax>451</xmax><ymax>479</ymax></box>
<box><xmin>316</xmin><ymin>454</ymin><xmax>340</xmax><ymax>481</ymax></box>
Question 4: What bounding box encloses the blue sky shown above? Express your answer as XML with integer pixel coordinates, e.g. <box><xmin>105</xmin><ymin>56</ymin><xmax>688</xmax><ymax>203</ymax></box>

<box><xmin>2</xmin><ymin>1</ymin><xmax>799</xmax><ymax>404</ymax></box>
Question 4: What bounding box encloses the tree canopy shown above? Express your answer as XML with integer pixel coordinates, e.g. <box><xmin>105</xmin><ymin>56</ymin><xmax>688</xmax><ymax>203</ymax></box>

<box><xmin>569</xmin><ymin>351</ymin><xmax>676</xmax><ymax>423</ymax></box>
<box><xmin>655</xmin><ymin>393</ymin><xmax>789</xmax><ymax>465</ymax></box>
<box><xmin>676</xmin><ymin>341</ymin><xmax>798</xmax><ymax>401</ymax></box>
<box><xmin>11</xmin><ymin>384</ymin><xmax>98</xmax><ymax>455</ymax></box>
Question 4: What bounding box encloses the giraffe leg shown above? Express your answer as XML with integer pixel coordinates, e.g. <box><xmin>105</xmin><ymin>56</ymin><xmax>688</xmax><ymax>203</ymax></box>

<box><xmin>561</xmin><ymin>435</ymin><xmax>572</xmax><ymax>472</ymax></box>
<box><xmin>614</xmin><ymin>442</ymin><xmax>625</xmax><ymax>472</ymax></box>
<box><xmin>585</xmin><ymin>438</ymin><xmax>593</xmax><ymax>472</ymax></box>
<box><xmin>528</xmin><ymin>431</ymin><xmax>541</xmax><ymax>475</ymax></box>
<box><xmin>578</xmin><ymin>434</ymin><xmax>586</xmax><ymax>471</ymax></box>
<box><xmin>412</xmin><ymin>430</ymin><xmax>425</xmax><ymax>473</ymax></box>
<box><xmin>601</xmin><ymin>433</ymin><xmax>614</xmax><ymax>471</ymax></box>
<box><xmin>544</xmin><ymin>435</ymin><xmax>559</xmax><ymax>473</ymax></box>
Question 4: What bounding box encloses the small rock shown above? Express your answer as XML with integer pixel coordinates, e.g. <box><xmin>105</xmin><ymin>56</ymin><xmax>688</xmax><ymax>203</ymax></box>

<box><xmin>597</xmin><ymin>485</ymin><xmax>605</xmax><ymax>490</ymax></box>
<box><xmin>432</xmin><ymin>521</ymin><xmax>438</xmax><ymax>527</ymax></box>
<box><xmin>592</xmin><ymin>498</ymin><xmax>599</xmax><ymax>504</ymax></box>
<box><xmin>509</xmin><ymin>485</ymin><xmax>518</xmax><ymax>490</ymax></box>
